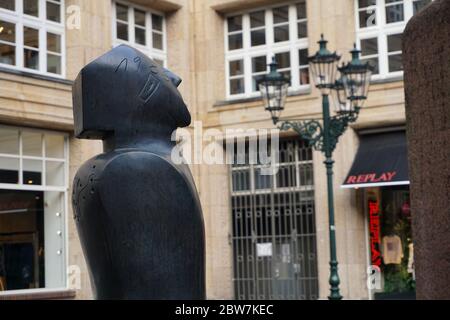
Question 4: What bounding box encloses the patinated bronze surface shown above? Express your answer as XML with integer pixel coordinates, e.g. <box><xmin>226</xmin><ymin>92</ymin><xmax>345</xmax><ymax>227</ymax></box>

<box><xmin>72</xmin><ymin>45</ymin><xmax>205</xmax><ymax>300</ymax></box>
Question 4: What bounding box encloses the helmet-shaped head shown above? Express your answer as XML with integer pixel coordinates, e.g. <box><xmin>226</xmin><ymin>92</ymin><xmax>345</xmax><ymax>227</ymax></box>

<box><xmin>73</xmin><ymin>45</ymin><xmax>190</xmax><ymax>140</ymax></box>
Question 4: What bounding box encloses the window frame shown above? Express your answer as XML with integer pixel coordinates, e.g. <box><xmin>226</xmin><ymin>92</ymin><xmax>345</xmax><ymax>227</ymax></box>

<box><xmin>355</xmin><ymin>0</ymin><xmax>432</xmax><ymax>80</ymax></box>
<box><xmin>0</xmin><ymin>0</ymin><xmax>66</xmax><ymax>78</ymax></box>
<box><xmin>111</xmin><ymin>0</ymin><xmax>167</xmax><ymax>67</ymax></box>
<box><xmin>224</xmin><ymin>1</ymin><xmax>309</xmax><ymax>100</ymax></box>
<box><xmin>230</xmin><ymin>140</ymin><xmax>314</xmax><ymax>196</ymax></box>
<box><xmin>0</xmin><ymin>125</ymin><xmax>69</xmax><ymax>295</ymax></box>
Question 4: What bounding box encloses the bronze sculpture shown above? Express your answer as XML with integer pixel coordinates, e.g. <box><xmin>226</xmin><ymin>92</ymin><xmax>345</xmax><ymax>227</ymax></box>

<box><xmin>72</xmin><ymin>45</ymin><xmax>205</xmax><ymax>299</ymax></box>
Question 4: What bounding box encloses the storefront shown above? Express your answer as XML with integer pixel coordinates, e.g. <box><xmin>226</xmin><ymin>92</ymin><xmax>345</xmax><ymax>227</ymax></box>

<box><xmin>0</xmin><ymin>126</ymin><xmax>68</xmax><ymax>293</ymax></box>
<box><xmin>343</xmin><ymin>129</ymin><xmax>415</xmax><ymax>300</ymax></box>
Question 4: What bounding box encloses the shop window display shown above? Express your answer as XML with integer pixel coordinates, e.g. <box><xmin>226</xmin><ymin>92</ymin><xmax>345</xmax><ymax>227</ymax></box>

<box><xmin>0</xmin><ymin>191</ymin><xmax>45</xmax><ymax>290</ymax></box>
<box><xmin>0</xmin><ymin>126</ymin><xmax>67</xmax><ymax>293</ymax></box>
<box><xmin>366</xmin><ymin>186</ymin><xmax>415</xmax><ymax>299</ymax></box>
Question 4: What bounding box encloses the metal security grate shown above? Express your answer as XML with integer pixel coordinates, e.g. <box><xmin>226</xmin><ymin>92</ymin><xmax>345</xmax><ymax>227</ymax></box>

<box><xmin>230</xmin><ymin>138</ymin><xmax>319</xmax><ymax>300</ymax></box>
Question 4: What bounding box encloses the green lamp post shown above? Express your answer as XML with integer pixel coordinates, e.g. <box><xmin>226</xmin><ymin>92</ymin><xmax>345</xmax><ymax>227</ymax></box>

<box><xmin>258</xmin><ymin>35</ymin><xmax>373</xmax><ymax>300</ymax></box>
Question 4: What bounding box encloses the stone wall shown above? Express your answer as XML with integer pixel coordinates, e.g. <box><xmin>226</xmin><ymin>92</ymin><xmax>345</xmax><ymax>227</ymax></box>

<box><xmin>403</xmin><ymin>0</ymin><xmax>450</xmax><ymax>300</ymax></box>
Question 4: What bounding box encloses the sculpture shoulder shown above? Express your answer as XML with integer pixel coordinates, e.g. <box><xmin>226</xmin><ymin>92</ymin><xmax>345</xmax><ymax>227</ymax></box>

<box><xmin>72</xmin><ymin>151</ymin><xmax>123</xmax><ymax>220</ymax></box>
<box><xmin>97</xmin><ymin>150</ymin><xmax>197</xmax><ymax>197</ymax></box>
<box><xmin>73</xmin><ymin>150</ymin><xmax>200</xmax><ymax>221</ymax></box>
<box><xmin>100</xmin><ymin>150</ymin><xmax>187</xmax><ymax>181</ymax></box>
<box><xmin>72</xmin><ymin>151</ymin><xmax>121</xmax><ymax>193</ymax></box>
<box><xmin>96</xmin><ymin>150</ymin><xmax>202</xmax><ymax>217</ymax></box>
<box><xmin>73</xmin><ymin>150</ymin><xmax>199</xmax><ymax>206</ymax></box>
<box><xmin>74</xmin><ymin>149</ymin><xmax>181</xmax><ymax>180</ymax></box>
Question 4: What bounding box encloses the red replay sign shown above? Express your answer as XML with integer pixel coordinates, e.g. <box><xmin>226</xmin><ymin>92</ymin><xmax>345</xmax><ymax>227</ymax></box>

<box><xmin>368</xmin><ymin>200</ymin><xmax>381</xmax><ymax>267</ymax></box>
<box><xmin>346</xmin><ymin>171</ymin><xmax>397</xmax><ymax>185</ymax></box>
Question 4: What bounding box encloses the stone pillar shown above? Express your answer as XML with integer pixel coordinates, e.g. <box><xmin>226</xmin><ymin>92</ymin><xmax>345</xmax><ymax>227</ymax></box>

<box><xmin>403</xmin><ymin>0</ymin><xmax>450</xmax><ymax>300</ymax></box>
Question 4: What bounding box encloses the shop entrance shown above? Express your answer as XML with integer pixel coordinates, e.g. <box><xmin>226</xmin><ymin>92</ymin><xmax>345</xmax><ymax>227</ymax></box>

<box><xmin>230</xmin><ymin>138</ymin><xmax>318</xmax><ymax>300</ymax></box>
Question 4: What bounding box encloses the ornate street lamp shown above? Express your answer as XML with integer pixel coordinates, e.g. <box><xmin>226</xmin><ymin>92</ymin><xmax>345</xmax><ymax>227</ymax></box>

<box><xmin>258</xmin><ymin>57</ymin><xmax>290</xmax><ymax>124</ymax></box>
<box><xmin>339</xmin><ymin>44</ymin><xmax>373</xmax><ymax>112</ymax></box>
<box><xmin>308</xmin><ymin>35</ymin><xmax>341</xmax><ymax>94</ymax></box>
<box><xmin>259</xmin><ymin>35</ymin><xmax>373</xmax><ymax>300</ymax></box>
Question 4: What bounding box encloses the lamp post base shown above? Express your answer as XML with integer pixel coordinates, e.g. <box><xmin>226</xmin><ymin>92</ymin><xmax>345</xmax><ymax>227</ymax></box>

<box><xmin>328</xmin><ymin>261</ymin><xmax>343</xmax><ymax>300</ymax></box>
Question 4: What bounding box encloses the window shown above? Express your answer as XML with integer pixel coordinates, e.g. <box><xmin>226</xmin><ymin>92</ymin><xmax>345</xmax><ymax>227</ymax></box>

<box><xmin>230</xmin><ymin>138</ymin><xmax>318</xmax><ymax>300</ymax></box>
<box><xmin>273</xmin><ymin>6</ymin><xmax>289</xmax><ymax>43</ymax></box>
<box><xmin>385</xmin><ymin>0</ymin><xmax>404</xmax><ymax>24</ymax></box>
<box><xmin>225</xmin><ymin>1</ymin><xmax>309</xmax><ymax>99</ymax></box>
<box><xmin>412</xmin><ymin>0</ymin><xmax>431</xmax><ymax>13</ymax></box>
<box><xmin>229</xmin><ymin>59</ymin><xmax>244</xmax><ymax>95</ymax></box>
<box><xmin>387</xmin><ymin>33</ymin><xmax>402</xmax><ymax>72</ymax></box>
<box><xmin>0</xmin><ymin>0</ymin><xmax>65</xmax><ymax>76</ymax></box>
<box><xmin>360</xmin><ymin>38</ymin><xmax>379</xmax><ymax>74</ymax></box>
<box><xmin>112</xmin><ymin>1</ymin><xmax>166</xmax><ymax>67</ymax></box>
<box><xmin>0</xmin><ymin>126</ymin><xmax>68</xmax><ymax>292</ymax></box>
<box><xmin>355</xmin><ymin>0</ymin><xmax>432</xmax><ymax>79</ymax></box>
<box><xmin>230</xmin><ymin>139</ymin><xmax>313</xmax><ymax>194</ymax></box>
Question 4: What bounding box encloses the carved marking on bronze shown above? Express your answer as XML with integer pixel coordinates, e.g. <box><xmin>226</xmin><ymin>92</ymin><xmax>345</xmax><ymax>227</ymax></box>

<box><xmin>73</xmin><ymin>173</ymin><xmax>96</xmax><ymax>221</ymax></box>
<box><xmin>115</xmin><ymin>58</ymin><xmax>128</xmax><ymax>73</ymax></box>
<box><xmin>139</xmin><ymin>73</ymin><xmax>161</xmax><ymax>103</ymax></box>
<box><xmin>133</xmin><ymin>56</ymin><xmax>142</xmax><ymax>71</ymax></box>
<box><xmin>149</xmin><ymin>65</ymin><xmax>158</xmax><ymax>75</ymax></box>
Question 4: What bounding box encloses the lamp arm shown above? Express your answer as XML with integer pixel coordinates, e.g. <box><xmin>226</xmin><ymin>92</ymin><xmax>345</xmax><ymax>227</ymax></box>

<box><xmin>279</xmin><ymin>120</ymin><xmax>324</xmax><ymax>151</ymax></box>
<box><xmin>277</xmin><ymin>117</ymin><xmax>324</xmax><ymax>122</ymax></box>
<box><xmin>327</xmin><ymin>107</ymin><xmax>360</xmax><ymax>153</ymax></box>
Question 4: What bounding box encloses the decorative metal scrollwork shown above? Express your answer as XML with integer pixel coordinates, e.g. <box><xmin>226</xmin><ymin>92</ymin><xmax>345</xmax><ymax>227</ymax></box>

<box><xmin>278</xmin><ymin>107</ymin><xmax>360</xmax><ymax>155</ymax></box>
<box><xmin>279</xmin><ymin>120</ymin><xmax>324</xmax><ymax>151</ymax></box>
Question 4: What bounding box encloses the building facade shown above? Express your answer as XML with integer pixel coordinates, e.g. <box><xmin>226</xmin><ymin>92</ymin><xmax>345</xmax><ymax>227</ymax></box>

<box><xmin>0</xmin><ymin>0</ymin><xmax>429</xmax><ymax>299</ymax></box>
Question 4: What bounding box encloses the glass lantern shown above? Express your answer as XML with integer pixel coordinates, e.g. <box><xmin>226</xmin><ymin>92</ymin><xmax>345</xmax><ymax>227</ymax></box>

<box><xmin>338</xmin><ymin>44</ymin><xmax>374</xmax><ymax>111</ymax></box>
<box><xmin>258</xmin><ymin>57</ymin><xmax>290</xmax><ymax>124</ymax></box>
<box><xmin>308</xmin><ymin>34</ymin><xmax>341</xmax><ymax>94</ymax></box>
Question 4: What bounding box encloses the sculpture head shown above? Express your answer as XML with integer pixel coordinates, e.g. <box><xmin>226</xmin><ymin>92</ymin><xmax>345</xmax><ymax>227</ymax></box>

<box><xmin>72</xmin><ymin>45</ymin><xmax>190</xmax><ymax>140</ymax></box>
